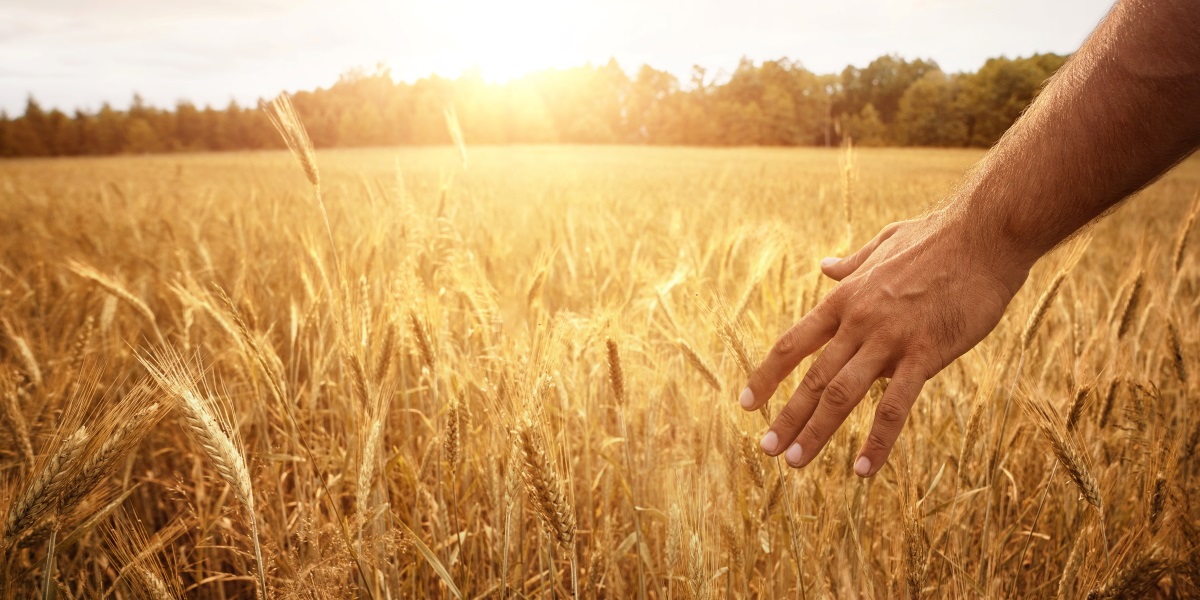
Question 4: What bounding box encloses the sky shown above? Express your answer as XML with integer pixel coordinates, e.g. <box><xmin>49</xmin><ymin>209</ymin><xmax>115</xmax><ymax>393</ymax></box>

<box><xmin>0</xmin><ymin>0</ymin><xmax>1116</xmax><ymax>115</ymax></box>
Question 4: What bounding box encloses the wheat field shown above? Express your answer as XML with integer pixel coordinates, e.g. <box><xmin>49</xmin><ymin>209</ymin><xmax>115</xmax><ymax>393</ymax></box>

<box><xmin>0</xmin><ymin>129</ymin><xmax>1198</xmax><ymax>598</ymax></box>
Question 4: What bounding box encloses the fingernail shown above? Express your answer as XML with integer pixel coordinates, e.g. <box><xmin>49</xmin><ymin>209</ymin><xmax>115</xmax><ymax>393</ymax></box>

<box><xmin>760</xmin><ymin>431</ymin><xmax>778</xmax><ymax>454</ymax></box>
<box><xmin>854</xmin><ymin>456</ymin><xmax>872</xmax><ymax>477</ymax></box>
<box><xmin>820</xmin><ymin>257</ymin><xmax>839</xmax><ymax>268</ymax></box>
<box><xmin>785</xmin><ymin>443</ymin><xmax>803</xmax><ymax>466</ymax></box>
<box><xmin>739</xmin><ymin>387</ymin><xmax>755</xmax><ymax>409</ymax></box>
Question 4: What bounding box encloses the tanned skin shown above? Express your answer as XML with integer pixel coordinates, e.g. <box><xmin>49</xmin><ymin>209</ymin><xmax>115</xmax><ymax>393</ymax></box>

<box><xmin>741</xmin><ymin>0</ymin><xmax>1200</xmax><ymax>477</ymax></box>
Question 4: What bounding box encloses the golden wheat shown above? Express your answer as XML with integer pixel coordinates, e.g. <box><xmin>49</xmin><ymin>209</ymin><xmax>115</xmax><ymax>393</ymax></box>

<box><xmin>0</xmin><ymin>146</ymin><xmax>1196</xmax><ymax>598</ymax></box>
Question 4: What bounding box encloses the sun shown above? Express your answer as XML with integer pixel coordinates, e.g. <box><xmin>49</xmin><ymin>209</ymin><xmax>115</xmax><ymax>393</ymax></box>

<box><xmin>393</xmin><ymin>0</ymin><xmax>599</xmax><ymax>82</ymax></box>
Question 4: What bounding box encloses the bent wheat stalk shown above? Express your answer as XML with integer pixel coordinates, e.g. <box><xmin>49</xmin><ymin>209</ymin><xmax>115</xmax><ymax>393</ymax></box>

<box><xmin>139</xmin><ymin>350</ymin><xmax>267</xmax><ymax>598</ymax></box>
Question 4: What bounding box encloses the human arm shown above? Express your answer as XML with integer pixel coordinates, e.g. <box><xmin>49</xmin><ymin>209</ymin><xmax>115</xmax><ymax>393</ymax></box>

<box><xmin>741</xmin><ymin>0</ymin><xmax>1200</xmax><ymax>477</ymax></box>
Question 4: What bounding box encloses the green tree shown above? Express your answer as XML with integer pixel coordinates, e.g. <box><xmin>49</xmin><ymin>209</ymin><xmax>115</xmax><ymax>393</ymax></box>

<box><xmin>838</xmin><ymin>55</ymin><xmax>939</xmax><ymax>131</ymax></box>
<box><xmin>956</xmin><ymin>53</ymin><xmax>1067</xmax><ymax>146</ymax></box>
<box><xmin>0</xmin><ymin>112</ymin><xmax>11</xmax><ymax>157</ymax></box>
<box><xmin>895</xmin><ymin>71</ymin><xmax>967</xmax><ymax>146</ymax></box>
<box><xmin>12</xmin><ymin>97</ymin><xmax>50</xmax><ymax>156</ymax></box>
<box><xmin>842</xmin><ymin>103</ymin><xmax>887</xmax><ymax>146</ymax></box>
<box><xmin>95</xmin><ymin>103</ymin><xmax>126</xmax><ymax>154</ymax></box>
<box><xmin>124</xmin><ymin>118</ymin><xmax>162</xmax><ymax>153</ymax></box>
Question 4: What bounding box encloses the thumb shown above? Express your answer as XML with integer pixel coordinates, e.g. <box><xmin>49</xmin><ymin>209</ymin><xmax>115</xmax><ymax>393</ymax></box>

<box><xmin>820</xmin><ymin>223</ymin><xmax>899</xmax><ymax>281</ymax></box>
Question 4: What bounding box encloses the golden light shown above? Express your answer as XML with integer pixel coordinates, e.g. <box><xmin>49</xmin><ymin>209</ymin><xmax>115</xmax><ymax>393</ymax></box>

<box><xmin>383</xmin><ymin>0</ymin><xmax>599</xmax><ymax>82</ymax></box>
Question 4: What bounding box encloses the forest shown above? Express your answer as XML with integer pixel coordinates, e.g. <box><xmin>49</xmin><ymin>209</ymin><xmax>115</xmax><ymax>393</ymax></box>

<box><xmin>0</xmin><ymin>53</ymin><xmax>1065</xmax><ymax>157</ymax></box>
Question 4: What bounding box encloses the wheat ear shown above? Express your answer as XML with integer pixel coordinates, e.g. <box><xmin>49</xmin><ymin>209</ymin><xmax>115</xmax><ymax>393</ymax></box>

<box><xmin>139</xmin><ymin>351</ymin><xmax>266</xmax><ymax>597</ymax></box>
<box><xmin>1</xmin><ymin>377</ymin><xmax>34</xmax><ymax>471</ymax></box>
<box><xmin>1022</xmin><ymin>271</ymin><xmax>1066</xmax><ymax>350</ymax></box>
<box><xmin>1020</xmin><ymin>394</ymin><xmax>1103</xmax><ymax>513</ymax></box>
<box><xmin>65</xmin><ymin>260</ymin><xmax>164</xmax><ymax>345</ymax></box>
<box><xmin>4</xmin><ymin>426</ymin><xmax>88</xmax><ymax>540</ymax></box>
<box><xmin>606</xmin><ymin>338</ymin><xmax>626</xmax><ymax>405</ymax></box>
<box><xmin>59</xmin><ymin>396</ymin><xmax>164</xmax><ymax>512</ymax></box>
<box><xmin>1116</xmin><ymin>270</ymin><xmax>1145</xmax><ymax>339</ymax></box>
<box><xmin>678</xmin><ymin>339</ymin><xmax>723</xmax><ymax>392</ymax></box>
<box><xmin>1167</xmin><ymin>320</ymin><xmax>1187</xmax><ymax>383</ymax></box>
<box><xmin>514</xmin><ymin>419</ymin><xmax>576</xmax><ymax>547</ymax></box>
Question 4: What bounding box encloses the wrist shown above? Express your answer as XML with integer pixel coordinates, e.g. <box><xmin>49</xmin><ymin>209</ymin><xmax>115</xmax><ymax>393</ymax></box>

<box><xmin>926</xmin><ymin>204</ymin><xmax>1035</xmax><ymax>299</ymax></box>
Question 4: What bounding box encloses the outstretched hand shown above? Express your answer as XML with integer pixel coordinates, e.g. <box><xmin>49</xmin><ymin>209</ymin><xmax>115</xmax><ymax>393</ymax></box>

<box><xmin>740</xmin><ymin>210</ymin><xmax>1031</xmax><ymax>477</ymax></box>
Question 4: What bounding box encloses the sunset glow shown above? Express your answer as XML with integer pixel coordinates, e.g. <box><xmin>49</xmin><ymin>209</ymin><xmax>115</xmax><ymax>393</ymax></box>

<box><xmin>401</xmin><ymin>0</ymin><xmax>598</xmax><ymax>82</ymax></box>
<box><xmin>1</xmin><ymin>0</ymin><xmax>1115</xmax><ymax>113</ymax></box>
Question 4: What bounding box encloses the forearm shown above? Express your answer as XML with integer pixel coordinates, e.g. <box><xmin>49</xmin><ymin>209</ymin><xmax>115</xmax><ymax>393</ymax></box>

<box><xmin>949</xmin><ymin>0</ymin><xmax>1200</xmax><ymax>275</ymax></box>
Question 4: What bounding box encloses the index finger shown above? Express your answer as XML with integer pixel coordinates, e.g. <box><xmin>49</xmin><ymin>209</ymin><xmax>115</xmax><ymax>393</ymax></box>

<box><xmin>741</xmin><ymin>301</ymin><xmax>839</xmax><ymax>411</ymax></box>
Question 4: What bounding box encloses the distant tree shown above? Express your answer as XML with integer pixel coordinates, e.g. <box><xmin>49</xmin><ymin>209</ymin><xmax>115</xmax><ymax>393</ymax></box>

<box><xmin>628</xmin><ymin>64</ymin><xmax>679</xmax><ymax>142</ymax></box>
<box><xmin>0</xmin><ymin>52</ymin><xmax>1072</xmax><ymax>157</ymax></box>
<box><xmin>837</xmin><ymin>55</ymin><xmax>939</xmax><ymax>133</ymax></box>
<box><xmin>73</xmin><ymin>110</ymin><xmax>99</xmax><ymax>155</ymax></box>
<box><xmin>842</xmin><ymin>103</ymin><xmax>887</xmax><ymax>146</ymax></box>
<box><xmin>0</xmin><ymin>111</ymin><xmax>11</xmax><ymax>157</ymax></box>
<box><xmin>11</xmin><ymin>97</ymin><xmax>50</xmax><ymax>156</ymax></box>
<box><xmin>895</xmin><ymin>71</ymin><xmax>968</xmax><ymax>146</ymax></box>
<box><xmin>46</xmin><ymin>109</ymin><xmax>79</xmax><ymax>155</ymax></box>
<box><xmin>174</xmin><ymin>101</ymin><xmax>205</xmax><ymax>151</ymax></box>
<box><xmin>95</xmin><ymin>103</ymin><xmax>126</xmax><ymax>154</ymax></box>
<box><xmin>124</xmin><ymin>118</ymin><xmax>161</xmax><ymax>154</ymax></box>
<box><xmin>956</xmin><ymin>53</ymin><xmax>1066</xmax><ymax>146</ymax></box>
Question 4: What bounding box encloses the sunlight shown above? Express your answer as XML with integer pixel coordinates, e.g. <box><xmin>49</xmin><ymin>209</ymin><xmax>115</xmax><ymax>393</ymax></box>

<box><xmin>390</xmin><ymin>0</ymin><xmax>597</xmax><ymax>82</ymax></box>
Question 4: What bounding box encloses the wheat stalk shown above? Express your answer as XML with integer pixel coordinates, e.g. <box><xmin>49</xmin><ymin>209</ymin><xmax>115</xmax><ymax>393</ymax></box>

<box><xmin>65</xmin><ymin>260</ymin><xmax>164</xmax><ymax>346</ymax></box>
<box><xmin>1171</xmin><ymin>191</ymin><xmax>1198</xmax><ymax>274</ymax></box>
<box><xmin>59</xmin><ymin>396</ymin><xmax>163</xmax><ymax>512</ymax></box>
<box><xmin>606</xmin><ymin>338</ymin><xmax>626</xmax><ymax>405</ymax></box>
<box><xmin>265</xmin><ymin>94</ymin><xmax>319</xmax><ymax>188</ymax></box>
<box><xmin>1087</xmin><ymin>544</ymin><xmax>1168</xmax><ymax>600</ymax></box>
<box><xmin>1</xmin><ymin>321</ymin><xmax>42</xmax><ymax>388</ymax></box>
<box><xmin>1020</xmin><ymin>394</ymin><xmax>1103</xmax><ymax>513</ymax></box>
<box><xmin>666</xmin><ymin>503</ymin><xmax>682</xmax><ymax>577</ymax></box>
<box><xmin>357</xmin><ymin>413</ymin><xmax>386</xmax><ymax>516</ymax></box>
<box><xmin>678</xmin><ymin>339</ymin><xmax>723</xmax><ymax>392</ymax></box>
<box><xmin>1098</xmin><ymin>377</ymin><xmax>1120</xmax><ymax>429</ymax></box>
<box><xmin>0</xmin><ymin>376</ymin><xmax>34</xmax><ymax>471</ymax></box>
<box><xmin>139</xmin><ymin>351</ymin><xmax>266</xmax><ymax>597</ymax></box>
<box><xmin>1116</xmin><ymin>270</ymin><xmax>1145</xmax><ymax>339</ymax></box>
<box><xmin>1022</xmin><ymin>271</ymin><xmax>1065</xmax><ymax>350</ymax></box>
<box><xmin>5</xmin><ymin>426</ymin><xmax>88</xmax><ymax>540</ymax></box>
<box><xmin>1148</xmin><ymin>472</ymin><xmax>1166</xmax><ymax>533</ymax></box>
<box><xmin>409</xmin><ymin>310</ymin><xmax>436</xmax><ymax>370</ymax></box>
<box><xmin>738</xmin><ymin>429</ymin><xmax>765</xmax><ymax>489</ymax></box>
<box><xmin>1066</xmin><ymin>384</ymin><xmax>1091</xmax><ymax>433</ymax></box>
<box><xmin>1167</xmin><ymin>320</ymin><xmax>1187</xmax><ymax>382</ymax></box>
<box><xmin>514</xmin><ymin>419</ymin><xmax>576</xmax><ymax>548</ymax></box>
<box><xmin>443</xmin><ymin>394</ymin><xmax>462</xmax><ymax>469</ymax></box>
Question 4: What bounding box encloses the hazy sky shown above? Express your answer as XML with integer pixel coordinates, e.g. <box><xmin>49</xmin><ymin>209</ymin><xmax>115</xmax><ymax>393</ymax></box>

<box><xmin>1</xmin><ymin>0</ymin><xmax>1116</xmax><ymax>115</ymax></box>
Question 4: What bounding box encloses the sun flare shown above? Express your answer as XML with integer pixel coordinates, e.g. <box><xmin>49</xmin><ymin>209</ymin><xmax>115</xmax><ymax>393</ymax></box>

<box><xmin>384</xmin><ymin>0</ymin><xmax>599</xmax><ymax>82</ymax></box>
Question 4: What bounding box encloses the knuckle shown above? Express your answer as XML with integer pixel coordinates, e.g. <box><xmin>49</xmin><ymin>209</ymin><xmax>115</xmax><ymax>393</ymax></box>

<box><xmin>772</xmin><ymin>328</ymin><xmax>800</xmax><ymax>359</ymax></box>
<box><xmin>876</xmin><ymin>398</ymin><xmax>908</xmax><ymax>424</ymax></box>
<box><xmin>799</xmin><ymin>368</ymin><xmax>827</xmax><ymax>399</ymax></box>
<box><xmin>843</xmin><ymin>307</ymin><xmax>870</xmax><ymax>329</ymax></box>
<box><xmin>774</xmin><ymin>403</ymin><xmax>803</xmax><ymax>431</ymax></box>
<box><xmin>826</xmin><ymin>284</ymin><xmax>851</xmax><ymax>307</ymax></box>
<box><xmin>866</xmin><ymin>429</ymin><xmax>892</xmax><ymax>452</ymax></box>
<box><xmin>822</xmin><ymin>377</ymin><xmax>857</xmax><ymax>410</ymax></box>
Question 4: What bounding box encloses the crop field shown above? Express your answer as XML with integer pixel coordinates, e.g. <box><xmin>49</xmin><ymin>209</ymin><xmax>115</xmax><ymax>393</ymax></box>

<box><xmin>0</xmin><ymin>139</ymin><xmax>1197</xmax><ymax>598</ymax></box>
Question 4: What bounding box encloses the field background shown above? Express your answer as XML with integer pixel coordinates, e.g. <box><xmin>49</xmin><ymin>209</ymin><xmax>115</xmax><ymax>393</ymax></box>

<box><xmin>0</xmin><ymin>145</ymin><xmax>1198</xmax><ymax>598</ymax></box>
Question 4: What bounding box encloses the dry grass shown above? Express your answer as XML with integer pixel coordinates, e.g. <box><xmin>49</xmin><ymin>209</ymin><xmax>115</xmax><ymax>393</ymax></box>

<box><xmin>0</xmin><ymin>141</ymin><xmax>1197</xmax><ymax>598</ymax></box>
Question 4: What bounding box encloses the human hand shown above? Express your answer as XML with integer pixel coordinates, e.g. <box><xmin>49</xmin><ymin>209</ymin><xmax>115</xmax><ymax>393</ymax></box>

<box><xmin>740</xmin><ymin>210</ymin><xmax>1031</xmax><ymax>477</ymax></box>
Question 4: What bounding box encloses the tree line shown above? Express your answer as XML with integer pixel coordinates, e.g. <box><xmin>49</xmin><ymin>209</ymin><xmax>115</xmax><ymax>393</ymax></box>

<box><xmin>0</xmin><ymin>53</ymin><xmax>1066</xmax><ymax>158</ymax></box>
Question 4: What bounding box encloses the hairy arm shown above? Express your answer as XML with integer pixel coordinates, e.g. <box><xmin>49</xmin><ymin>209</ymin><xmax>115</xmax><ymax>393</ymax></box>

<box><xmin>959</xmin><ymin>0</ymin><xmax>1200</xmax><ymax>271</ymax></box>
<box><xmin>742</xmin><ymin>0</ymin><xmax>1200</xmax><ymax>477</ymax></box>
